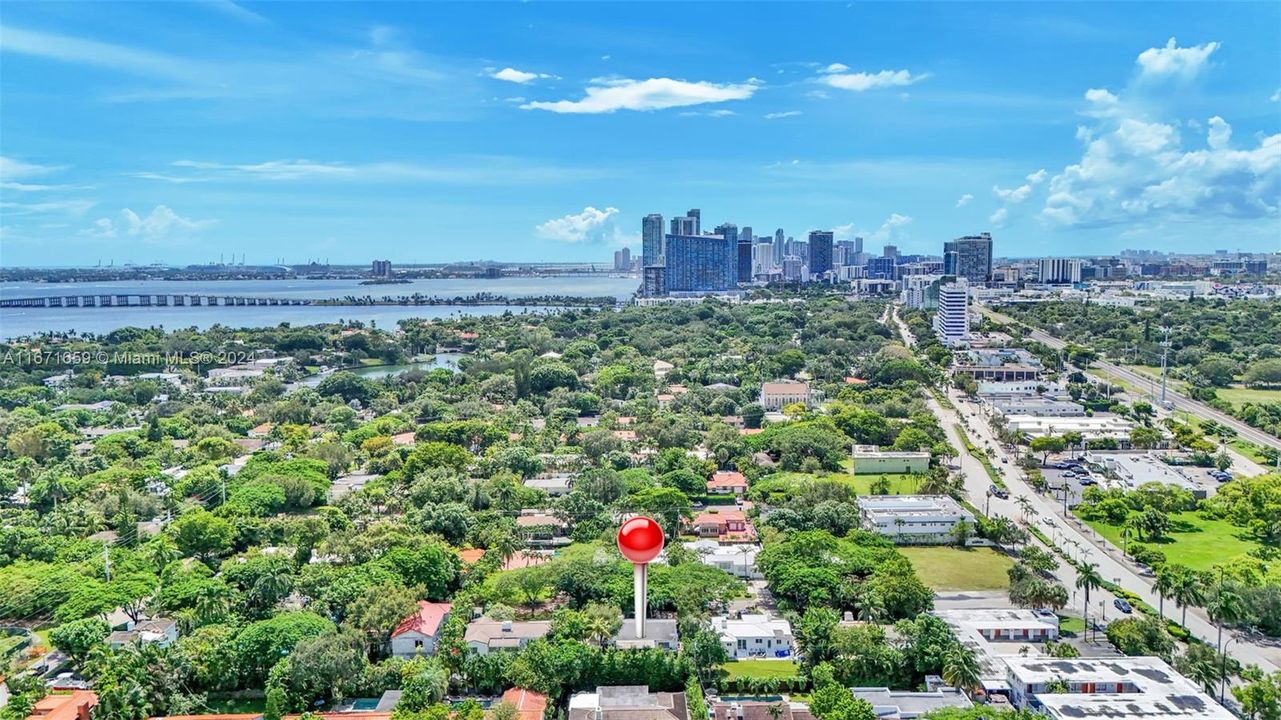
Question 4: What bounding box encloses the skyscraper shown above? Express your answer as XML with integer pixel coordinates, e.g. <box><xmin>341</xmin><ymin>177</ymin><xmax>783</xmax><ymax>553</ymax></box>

<box><xmin>774</xmin><ymin>228</ymin><xmax>786</xmax><ymax>264</ymax></box>
<box><xmin>613</xmin><ymin>247</ymin><xmax>632</xmax><ymax>271</ymax></box>
<box><xmin>943</xmin><ymin>233</ymin><xmax>993</xmax><ymax>284</ymax></box>
<box><xmin>808</xmin><ymin>230</ymin><xmax>834</xmax><ymax>275</ymax></box>
<box><xmin>853</xmin><ymin>236</ymin><xmax>863</xmax><ymax>255</ymax></box>
<box><xmin>932</xmin><ymin>279</ymin><xmax>970</xmax><ymax>346</ymax></box>
<box><xmin>1038</xmin><ymin>257</ymin><xmax>1082</xmax><ymax>284</ymax></box>
<box><xmin>670</xmin><ymin>215</ymin><xmax>698</xmax><ymax>236</ymax></box>
<box><xmin>664</xmin><ymin>233</ymin><xmax>736</xmax><ymax>292</ymax></box>
<box><xmin>642</xmin><ymin>214</ymin><xmax>664</xmax><ymax>267</ymax></box>
<box><xmin>883</xmin><ymin>245</ymin><xmax>899</xmax><ymax>261</ymax></box>
<box><xmin>687</xmin><ymin>208</ymin><xmax>701</xmax><ymax>235</ymax></box>
<box><xmin>752</xmin><ymin>241</ymin><xmax>774</xmax><ymax>277</ymax></box>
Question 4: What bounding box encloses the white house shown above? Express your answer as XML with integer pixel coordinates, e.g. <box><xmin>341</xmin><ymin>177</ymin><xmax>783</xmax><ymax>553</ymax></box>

<box><xmin>390</xmin><ymin>601</ymin><xmax>452</xmax><ymax>658</ymax></box>
<box><xmin>758</xmin><ymin>381</ymin><xmax>813</xmax><ymax>411</ymax></box>
<box><xmin>684</xmin><ymin>540</ymin><xmax>761</xmax><ymax>579</ymax></box>
<box><xmin>712</xmin><ymin>613</ymin><xmax>794</xmax><ymax>659</ymax></box>
<box><xmin>107</xmin><ymin>618</ymin><xmax>178</xmax><ymax>649</ymax></box>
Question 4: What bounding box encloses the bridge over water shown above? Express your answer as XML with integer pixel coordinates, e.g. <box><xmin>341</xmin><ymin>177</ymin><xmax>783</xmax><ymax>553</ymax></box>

<box><xmin>0</xmin><ymin>294</ymin><xmax>315</xmax><ymax>309</ymax></box>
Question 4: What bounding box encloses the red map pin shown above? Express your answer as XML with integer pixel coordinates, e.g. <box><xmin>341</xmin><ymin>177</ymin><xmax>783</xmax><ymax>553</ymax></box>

<box><xmin>617</xmin><ymin>516</ymin><xmax>665</xmax><ymax>638</ymax></box>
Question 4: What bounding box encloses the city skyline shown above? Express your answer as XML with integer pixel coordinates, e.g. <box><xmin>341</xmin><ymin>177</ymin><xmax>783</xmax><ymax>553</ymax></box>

<box><xmin>2</xmin><ymin>2</ymin><xmax>1280</xmax><ymax>266</ymax></box>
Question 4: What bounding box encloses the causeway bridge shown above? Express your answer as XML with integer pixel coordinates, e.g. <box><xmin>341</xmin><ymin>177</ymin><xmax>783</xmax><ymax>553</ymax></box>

<box><xmin>0</xmin><ymin>295</ymin><xmax>315</xmax><ymax>309</ymax></box>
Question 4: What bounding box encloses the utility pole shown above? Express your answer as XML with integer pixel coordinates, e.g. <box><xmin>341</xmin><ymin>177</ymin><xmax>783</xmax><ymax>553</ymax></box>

<box><xmin>1159</xmin><ymin>326</ymin><xmax>1171</xmax><ymax>406</ymax></box>
<box><xmin>103</xmin><ymin>544</ymin><xmax>112</xmax><ymax>582</ymax></box>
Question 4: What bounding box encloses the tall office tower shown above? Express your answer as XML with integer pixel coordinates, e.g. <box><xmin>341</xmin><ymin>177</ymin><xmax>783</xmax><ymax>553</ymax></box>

<box><xmin>714</xmin><ymin>222</ymin><xmax>739</xmax><ymax>242</ymax></box>
<box><xmin>1038</xmin><ymin>257</ymin><xmax>1083</xmax><ymax>284</ymax></box>
<box><xmin>686</xmin><ymin>209</ymin><xmax>701</xmax><ymax>235</ymax></box>
<box><xmin>371</xmin><ymin>259</ymin><xmax>392</xmax><ymax>277</ymax></box>
<box><xmin>741</xmin><ymin>226</ymin><xmax>753</xmax><ymax>243</ymax></box>
<box><xmin>663</xmin><ymin>233</ymin><xmax>736</xmax><ymax>292</ymax></box>
<box><xmin>808</xmin><ymin>230</ymin><xmax>834</xmax><ymax>275</ymax></box>
<box><xmin>932</xmin><ymin>279</ymin><xmax>970</xmax><ymax>346</ymax></box>
<box><xmin>737</xmin><ymin>239</ymin><xmax>753</xmax><ymax>282</ymax></box>
<box><xmin>865</xmin><ymin>256</ymin><xmax>897</xmax><ymax>280</ymax></box>
<box><xmin>613</xmin><ymin>247</ymin><xmax>632</xmax><ymax>271</ymax></box>
<box><xmin>773</xmin><ymin>229</ymin><xmax>786</xmax><ymax>263</ymax></box>
<box><xmin>643</xmin><ymin>266</ymin><xmax>666</xmax><ymax>296</ymax></box>
<box><xmin>790</xmin><ymin>241</ymin><xmax>809</xmax><ymax>265</ymax></box>
<box><xmin>942</xmin><ymin>233</ymin><xmax>994</xmax><ymax>284</ymax></box>
<box><xmin>883</xmin><ymin>244</ymin><xmax>899</xmax><ymax>261</ymax></box>
<box><xmin>670</xmin><ymin>215</ymin><xmax>698</xmax><ymax>236</ymax></box>
<box><xmin>642</xmin><ymin>214</ymin><xmax>665</xmax><ymax>267</ymax></box>
<box><xmin>782</xmin><ymin>255</ymin><xmax>803</xmax><ymax>281</ymax></box>
<box><xmin>752</xmin><ymin>241</ymin><xmax>774</xmax><ymax>277</ymax></box>
<box><xmin>853</xmin><ymin>236</ymin><xmax>864</xmax><ymax>255</ymax></box>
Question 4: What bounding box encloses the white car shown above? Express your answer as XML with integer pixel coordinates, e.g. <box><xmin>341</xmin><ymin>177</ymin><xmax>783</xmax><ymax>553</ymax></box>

<box><xmin>1041</xmin><ymin>517</ymin><xmax>1055</xmax><ymax>527</ymax></box>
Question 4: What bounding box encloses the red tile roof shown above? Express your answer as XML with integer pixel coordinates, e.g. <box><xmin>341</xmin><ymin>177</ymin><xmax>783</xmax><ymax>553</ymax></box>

<box><xmin>391</xmin><ymin>600</ymin><xmax>453</xmax><ymax>638</ymax></box>
<box><xmin>458</xmin><ymin>548</ymin><xmax>487</xmax><ymax>564</ymax></box>
<box><xmin>500</xmin><ymin>688</ymin><xmax>549</xmax><ymax>720</ymax></box>
<box><xmin>29</xmin><ymin>691</ymin><xmax>97</xmax><ymax>720</ymax></box>
<box><xmin>707</xmin><ymin>471</ymin><xmax>748</xmax><ymax>489</ymax></box>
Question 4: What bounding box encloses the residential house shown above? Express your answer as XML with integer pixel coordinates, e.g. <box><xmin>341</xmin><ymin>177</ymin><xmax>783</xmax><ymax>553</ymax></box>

<box><xmin>706</xmin><ymin>471</ymin><xmax>748</xmax><ymax>497</ymax></box>
<box><xmin>107</xmin><ymin>618</ymin><xmax>178</xmax><ymax>650</ymax></box>
<box><xmin>464</xmin><ymin>619</ymin><xmax>552</xmax><ymax>655</ymax></box>
<box><xmin>612</xmin><ymin>619</ymin><xmax>679</xmax><ymax>651</ymax></box>
<box><xmin>857</xmin><ymin>495</ymin><xmax>974</xmax><ymax>545</ymax></box>
<box><xmin>568</xmin><ymin>686</ymin><xmax>687</xmax><ymax>720</ymax></box>
<box><xmin>500</xmin><ymin>688</ymin><xmax>549</xmax><ymax>720</ymax></box>
<box><xmin>758</xmin><ymin>381</ymin><xmax>813</xmax><ymax>411</ymax></box>
<box><xmin>712</xmin><ymin>613</ymin><xmax>794</xmax><ymax>660</ymax></box>
<box><xmin>690</xmin><ymin>509</ymin><xmax>755</xmax><ymax>542</ymax></box>
<box><xmin>390</xmin><ymin>601</ymin><xmax>452</xmax><ymax>658</ymax></box>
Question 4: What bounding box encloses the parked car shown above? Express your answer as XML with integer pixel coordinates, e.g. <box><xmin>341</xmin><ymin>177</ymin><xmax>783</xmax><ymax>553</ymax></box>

<box><xmin>1052</xmin><ymin>462</ymin><xmax>1071</xmax><ymax>470</ymax></box>
<box><xmin>1041</xmin><ymin>516</ymin><xmax>1056</xmax><ymax>527</ymax></box>
<box><xmin>1113</xmin><ymin>598</ymin><xmax>1133</xmax><ymax>614</ymax></box>
<box><xmin>1063</xmin><ymin>471</ymin><xmax>1077</xmax><ymax>479</ymax></box>
<box><xmin>990</xmin><ymin>485</ymin><xmax>1009</xmax><ymax>499</ymax></box>
<box><xmin>1079</xmin><ymin>477</ymin><xmax>1098</xmax><ymax>486</ymax></box>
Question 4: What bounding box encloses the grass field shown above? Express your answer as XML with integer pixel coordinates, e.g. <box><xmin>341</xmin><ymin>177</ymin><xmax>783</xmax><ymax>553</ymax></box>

<box><xmin>1081</xmin><ymin>510</ymin><xmax>1263</xmax><ymax>572</ymax></box>
<box><xmin>722</xmin><ymin>659</ymin><xmax>801</xmax><ymax>680</ymax></box>
<box><xmin>769</xmin><ymin>471</ymin><xmax>921</xmax><ymax>496</ymax></box>
<box><xmin>1216</xmin><ymin>386</ymin><xmax>1281</xmax><ymax>408</ymax></box>
<box><xmin>900</xmin><ymin>546</ymin><xmax>1014</xmax><ymax>590</ymax></box>
<box><xmin>1058</xmin><ymin>615</ymin><xmax>1086</xmax><ymax>636</ymax></box>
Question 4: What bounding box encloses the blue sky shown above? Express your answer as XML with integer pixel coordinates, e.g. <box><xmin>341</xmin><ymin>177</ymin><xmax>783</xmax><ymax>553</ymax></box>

<box><xmin>1</xmin><ymin>1</ymin><xmax>1279</xmax><ymax>266</ymax></box>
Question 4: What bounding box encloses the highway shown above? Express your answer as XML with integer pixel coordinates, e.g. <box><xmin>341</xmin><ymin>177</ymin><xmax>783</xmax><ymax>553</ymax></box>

<box><xmin>976</xmin><ymin>303</ymin><xmax>1281</xmax><ymax>454</ymax></box>
<box><xmin>886</xmin><ymin>305</ymin><xmax>1281</xmax><ymax>676</ymax></box>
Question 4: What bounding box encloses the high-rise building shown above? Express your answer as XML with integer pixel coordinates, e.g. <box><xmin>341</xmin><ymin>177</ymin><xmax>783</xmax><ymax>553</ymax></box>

<box><xmin>752</xmin><ymin>242</ymin><xmax>774</xmax><ymax>277</ymax></box>
<box><xmin>663</xmin><ymin>233</ymin><xmax>736</xmax><ymax>292</ymax></box>
<box><xmin>782</xmin><ymin>255</ymin><xmax>803</xmax><ymax>281</ymax></box>
<box><xmin>883</xmin><ymin>245</ymin><xmax>899</xmax><ymax>261</ymax></box>
<box><xmin>853</xmin><ymin>236</ymin><xmax>864</xmax><ymax>255</ymax></box>
<box><xmin>790</xmin><ymin>240</ymin><xmax>809</xmax><ymax>264</ymax></box>
<box><xmin>773</xmin><ymin>229</ymin><xmax>786</xmax><ymax>264</ymax></box>
<box><xmin>670</xmin><ymin>215</ymin><xmax>698</xmax><ymax>236</ymax></box>
<box><xmin>687</xmin><ymin>208</ymin><xmax>701</xmax><ymax>235</ymax></box>
<box><xmin>1038</xmin><ymin>257</ymin><xmax>1082</xmax><ymax>284</ymax></box>
<box><xmin>808</xmin><ymin>230</ymin><xmax>834</xmax><ymax>275</ymax></box>
<box><xmin>865</xmin><ymin>256</ymin><xmax>897</xmax><ymax>280</ymax></box>
<box><xmin>371</xmin><ymin>259</ymin><xmax>392</xmax><ymax>277</ymax></box>
<box><xmin>943</xmin><ymin>233</ymin><xmax>993</xmax><ymax>284</ymax></box>
<box><xmin>932</xmin><ymin>279</ymin><xmax>970</xmax><ymax>346</ymax></box>
<box><xmin>642</xmin><ymin>214</ymin><xmax>665</xmax><ymax>267</ymax></box>
<box><xmin>613</xmin><ymin>247</ymin><xmax>632</xmax><ymax>272</ymax></box>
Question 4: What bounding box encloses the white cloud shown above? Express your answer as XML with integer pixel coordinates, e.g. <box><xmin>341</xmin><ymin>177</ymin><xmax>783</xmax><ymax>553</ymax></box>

<box><xmin>821</xmin><ymin>69</ymin><xmax>927</xmax><ymax>92</ymax></box>
<box><xmin>137</xmin><ymin>157</ymin><xmax>606</xmax><ymax>185</ymax></box>
<box><xmin>535</xmin><ymin>206</ymin><xmax>624</xmax><ymax>244</ymax></box>
<box><xmin>993</xmin><ymin>183</ymin><xmax>1033</xmax><ymax>204</ymax></box>
<box><xmin>0</xmin><ymin>156</ymin><xmax>64</xmax><ymax>180</ymax></box>
<box><xmin>1273</xmin><ymin>89</ymin><xmax>1281</xmax><ymax>102</ymax></box>
<box><xmin>490</xmin><ymin>67</ymin><xmax>554</xmax><ymax>84</ymax></box>
<box><xmin>82</xmin><ymin>205</ymin><xmax>212</xmax><ymax>242</ymax></box>
<box><xmin>955</xmin><ymin>193</ymin><xmax>973</xmax><ymax>208</ymax></box>
<box><xmin>1084</xmin><ymin>88</ymin><xmax>1118</xmax><ymax>105</ymax></box>
<box><xmin>989</xmin><ymin>208</ymin><xmax>1008</xmax><ymax>226</ymax></box>
<box><xmin>821</xmin><ymin>63</ymin><xmax>850</xmax><ymax>74</ymax></box>
<box><xmin>521</xmin><ymin>77</ymin><xmax>758</xmax><ymax>114</ymax></box>
<box><xmin>679</xmin><ymin>109</ymin><xmax>736</xmax><ymax>117</ymax></box>
<box><xmin>1136</xmin><ymin>38</ymin><xmax>1219</xmax><ymax>81</ymax></box>
<box><xmin>764</xmin><ymin>110</ymin><xmax>802</xmax><ymax>119</ymax></box>
<box><xmin>830</xmin><ymin>214</ymin><xmax>912</xmax><ymax>245</ymax></box>
<box><xmin>1206</xmin><ymin>116</ymin><xmax>1232</xmax><ymax>151</ymax></box>
<box><xmin>1026</xmin><ymin>169</ymin><xmax>1048</xmax><ymax>184</ymax></box>
<box><xmin>0</xmin><ymin>199</ymin><xmax>97</xmax><ymax>215</ymax></box>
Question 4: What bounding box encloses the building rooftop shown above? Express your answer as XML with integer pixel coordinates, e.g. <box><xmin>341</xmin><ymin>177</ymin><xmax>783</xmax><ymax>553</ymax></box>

<box><xmin>391</xmin><ymin>601</ymin><xmax>452</xmax><ymax>639</ymax></box>
<box><xmin>849</xmin><ymin>687</ymin><xmax>972</xmax><ymax>719</ymax></box>
<box><xmin>614</xmin><ymin>618</ymin><xmax>679</xmax><ymax>649</ymax></box>
<box><xmin>464</xmin><ymin>619</ymin><xmax>552</xmax><ymax>646</ymax></box>
<box><xmin>568</xmin><ymin>686</ymin><xmax>687</xmax><ymax>720</ymax></box>
<box><xmin>501</xmin><ymin>688</ymin><xmax>550</xmax><ymax>720</ymax></box>
<box><xmin>1006</xmin><ymin>656</ymin><xmax>1234</xmax><ymax>720</ymax></box>
<box><xmin>858</xmin><ymin>495</ymin><xmax>973</xmax><ymax>521</ymax></box>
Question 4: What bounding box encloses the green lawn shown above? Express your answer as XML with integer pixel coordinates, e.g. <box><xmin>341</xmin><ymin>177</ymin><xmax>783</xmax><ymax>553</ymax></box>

<box><xmin>205</xmin><ymin>697</ymin><xmax>267</xmax><ymax>714</ymax></box>
<box><xmin>1081</xmin><ymin>511</ymin><xmax>1263</xmax><ymax>572</ymax></box>
<box><xmin>1057</xmin><ymin>615</ymin><xmax>1085</xmax><ymax>636</ymax></box>
<box><xmin>768</xmin><ymin>471</ymin><xmax>921</xmax><ymax>496</ymax></box>
<box><xmin>722</xmin><ymin>659</ymin><xmax>801</xmax><ymax>680</ymax></box>
<box><xmin>899</xmin><ymin>546</ymin><xmax>1014</xmax><ymax>590</ymax></box>
<box><xmin>1216</xmin><ymin>386</ymin><xmax>1281</xmax><ymax>408</ymax></box>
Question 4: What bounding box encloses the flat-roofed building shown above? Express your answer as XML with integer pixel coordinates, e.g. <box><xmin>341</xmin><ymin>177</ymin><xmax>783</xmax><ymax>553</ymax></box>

<box><xmin>1087</xmin><ymin>452</ymin><xmax>1205</xmax><ymax>499</ymax></box>
<box><xmin>568</xmin><ymin>686</ymin><xmax>687</xmax><ymax>720</ymax></box>
<box><xmin>987</xmin><ymin>397</ymin><xmax>1085</xmax><ymax>419</ymax></box>
<box><xmin>712</xmin><ymin>613</ymin><xmax>794</xmax><ymax>659</ymax></box>
<box><xmin>858</xmin><ymin>495</ymin><xmax>974</xmax><ymax>544</ymax></box>
<box><xmin>1004</xmin><ymin>414</ymin><xmax>1136</xmax><ymax>444</ymax></box>
<box><xmin>849</xmin><ymin>687</ymin><xmax>972</xmax><ymax>719</ymax></box>
<box><xmin>850</xmin><ymin>446</ymin><xmax>930</xmax><ymax>475</ymax></box>
<box><xmin>1004</xmin><ymin>656</ymin><xmax>1234</xmax><ymax>720</ymax></box>
<box><xmin>684</xmin><ymin>539</ymin><xmax>762</xmax><ymax>579</ymax></box>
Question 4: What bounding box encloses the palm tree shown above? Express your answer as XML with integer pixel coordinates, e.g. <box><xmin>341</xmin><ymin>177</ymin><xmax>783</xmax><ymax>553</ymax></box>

<box><xmin>942</xmin><ymin>644</ymin><xmax>982</xmax><ymax>697</ymax></box>
<box><xmin>1075</xmin><ymin>562</ymin><xmax>1103</xmax><ymax>637</ymax></box>
<box><xmin>1154</xmin><ymin>566</ymin><xmax>1178</xmax><ymax>620</ymax></box>
<box><xmin>1205</xmin><ymin>580</ymin><xmax>1243</xmax><ymax>695</ymax></box>
<box><xmin>1170</xmin><ymin>567</ymin><xmax>1206</xmax><ymax>627</ymax></box>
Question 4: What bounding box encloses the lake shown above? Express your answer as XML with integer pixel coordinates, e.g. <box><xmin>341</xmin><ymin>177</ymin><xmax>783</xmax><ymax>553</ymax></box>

<box><xmin>0</xmin><ymin>276</ymin><xmax>638</xmax><ymax>339</ymax></box>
